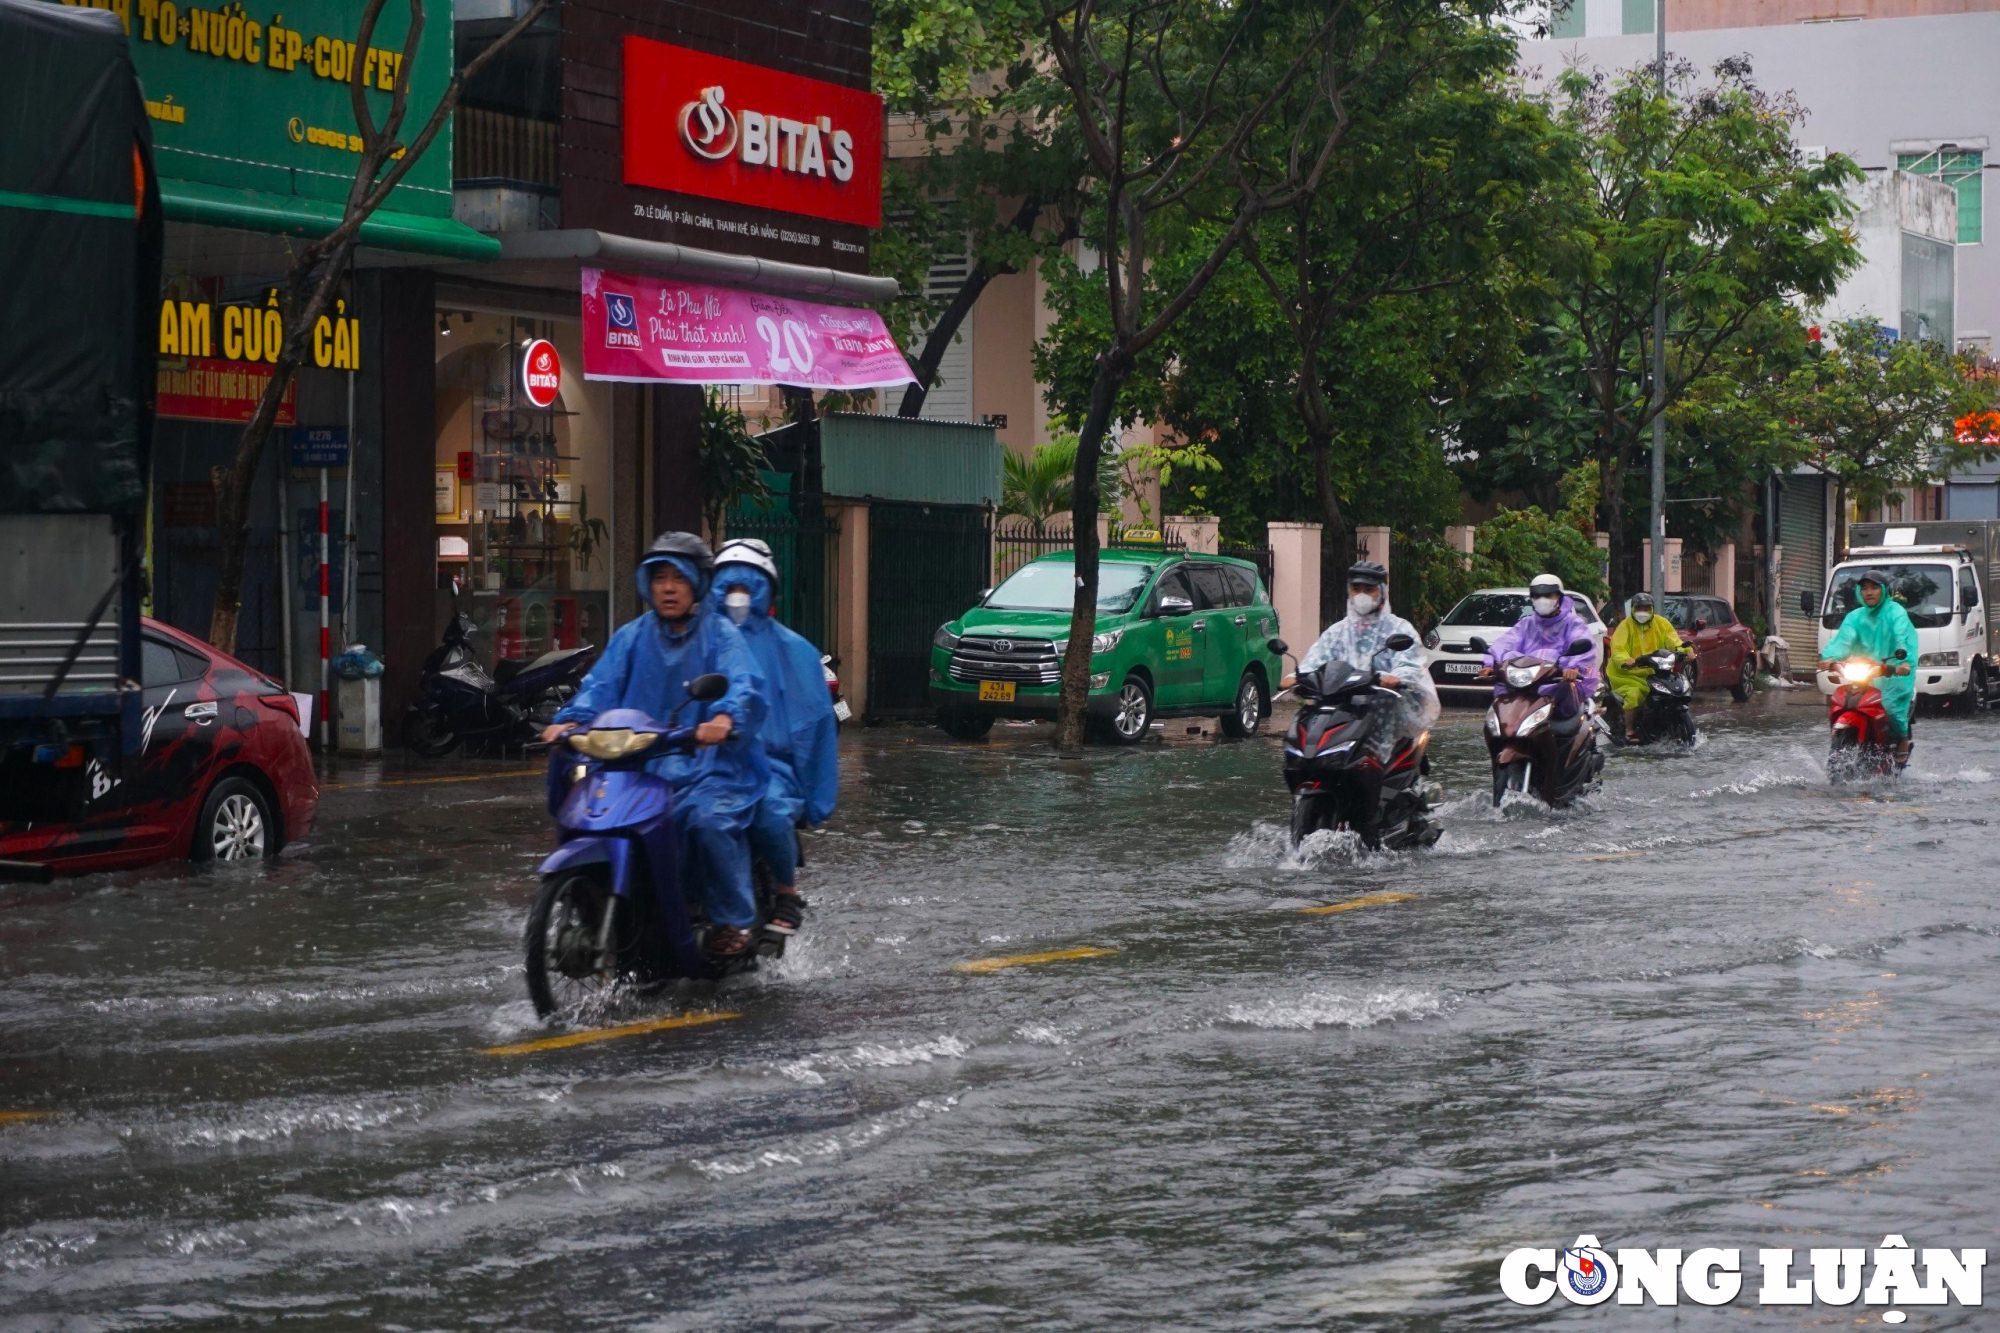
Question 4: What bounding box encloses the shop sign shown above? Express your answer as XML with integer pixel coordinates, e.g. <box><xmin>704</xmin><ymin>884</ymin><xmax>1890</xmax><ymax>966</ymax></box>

<box><xmin>50</xmin><ymin>0</ymin><xmax>455</xmax><ymax>218</ymax></box>
<box><xmin>622</xmin><ymin>36</ymin><xmax>884</xmax><ymax>230</ymax></box>
<box><xmin>290</xmin><ymin>426</ymin><xmax>348</xmax><ymax>467</ymax></box>
<box><xmin>579</xmin><ymin>268</ymin><xmax>914</xmax><ymax>391</ymax></box>
<box><xmin>521</xmin><ymin>339</ymin><xmax>562</xmax><ymax>407</ymax></box>
<box><xmin>156</xmin><ymin>356</ymin><xmax>297</xmax><ymax>424</ymax></box>
<box><xmin>158</xmin><ymin>296</ymin><xmax>360</xmax><ymax>369</ymax></box>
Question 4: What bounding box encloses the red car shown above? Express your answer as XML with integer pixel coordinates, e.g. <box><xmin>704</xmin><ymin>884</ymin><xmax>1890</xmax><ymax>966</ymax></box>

<box><xmin>0</xmin><ymin>619</ymin><xmax>317</xmax><ymax>874</ymax></box>
<box><xmin>1662</xmin><ymin>594</ymin><xmax>1760</xmax><ymax>701</ymax></box>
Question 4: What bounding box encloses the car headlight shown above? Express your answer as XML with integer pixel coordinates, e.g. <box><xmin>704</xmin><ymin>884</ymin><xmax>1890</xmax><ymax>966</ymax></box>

<box><xmin>1484</xmin><ymin>709</ymin><xmax>1501</xmax><ymax>736</ymax></box>
<box><xmin>1090</xmin><ymin>672</ymin><xmax>1110</xmax><ymax>688</ymax></box>
<box><xmin>933</xmin><ymin>624</ymin><xmax>960</xmax><ymax>650</ymax></box>
<box><xmin>568</xmin><ymin>728</ymin><xmax>660</xmax><ymax>760</ymax></box>
<box><xmin>1091</xmin><ymin>629</ymin><xmax>1124</xmax><ymax>654</ymax></box>
<box><xmin>1518</xmin><ymin>703</ymin><xmax>1553</xmax><ymax>735</ymax></box>
<box><xmin>1505</xmin><ymin>665</ymin><xmax>1540</xmax><ymax>689</ymax></box>
<box><xmin>1423</xmin><ymin>630</ymin><xmax>1440</xmax><ymax>650</ymax></box>
<box><xmin>1919</xmin><ymin>651</ymin><xmax>1960</xmax><ymax>668</ymax></box>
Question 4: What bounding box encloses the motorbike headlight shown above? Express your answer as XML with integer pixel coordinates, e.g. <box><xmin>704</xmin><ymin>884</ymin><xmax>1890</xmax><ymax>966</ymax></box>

<box><xmin>1091</xmin><ymin>628</ymin><xmax>1125</xmax><ymax>654</ymax></box>
<box><xmin>1518</xmin><ymin>703</ymin><xmax>1554</xmax><ymax>734</ymax></box>
<box><xmin>1484</xmin><ymin>709</ymin><xmax>1501</xmax><ymax>736</ymax></box>
<box><xmin>1505</xmin><ymin>665</ymin><xmax>1540</xmax><ymax>689</ymax></box>
<box><xmin>1839</xmin><ymin>661</ymin><xmax>1874</xmax><ymax>685</ymax></box>
<box><xmin>568</xmin><ymin>728</ymin><xmax>660</xmax><ymax>760</ymax></box>
<box><xmin>933</xmin><ymin>624</ymin><xmax>961</xmax><ymax>650</ymax></box>
<box><xmin>1919</xmin><ymin>651</ymin><xmax>1960</xmax><ymax>668</ymax></box>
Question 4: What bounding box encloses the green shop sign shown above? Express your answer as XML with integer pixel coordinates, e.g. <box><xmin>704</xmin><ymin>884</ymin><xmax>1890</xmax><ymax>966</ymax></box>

<box><xmin>50</xmin><ymin>0</ymin><xmax>496</xmax><ymax>258</ymax></box>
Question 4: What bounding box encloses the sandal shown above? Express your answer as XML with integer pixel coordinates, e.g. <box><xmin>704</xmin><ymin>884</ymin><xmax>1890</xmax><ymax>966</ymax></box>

<box><xmin>766</xmin><ymin>894</ymin><xmax>808</xmax><ymax>936</ymax></box>
<box><xmin>705</xmin><ymin>925</ymin><xmax>753</xmax><ymax>957</ymax></box>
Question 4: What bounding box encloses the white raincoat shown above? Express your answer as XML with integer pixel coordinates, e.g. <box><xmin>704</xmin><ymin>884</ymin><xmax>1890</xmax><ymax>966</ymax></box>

<box><xmin>1298</xmin><ymin>595</ymin><xmax>1441</xmax><ymax>742</ymax></box>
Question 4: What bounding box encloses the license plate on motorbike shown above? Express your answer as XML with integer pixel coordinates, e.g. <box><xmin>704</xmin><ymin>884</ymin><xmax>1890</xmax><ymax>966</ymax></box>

<box><xmin>1444</xmin><ymin>662</ymin><xmax>1480</xmax><ymax>675</ymax></box>
<box><xmin>979</xmin><ymin>681</ymin><xmax>1016</xmax><ymax>702</ymax></box>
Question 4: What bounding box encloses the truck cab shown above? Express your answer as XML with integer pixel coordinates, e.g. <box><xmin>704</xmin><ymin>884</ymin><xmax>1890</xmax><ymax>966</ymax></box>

<box><xmin>1812</xmin><ymin>527</ymin><xmax>1996</xmax><ymax>708</ymax></box>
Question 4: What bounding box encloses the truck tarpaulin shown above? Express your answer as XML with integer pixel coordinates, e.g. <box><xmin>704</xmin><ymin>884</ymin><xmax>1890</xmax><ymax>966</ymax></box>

<box><xmin>0</xmin><ymin>0</ymin><xmax>161</xmax><ymax>516</ymax></box>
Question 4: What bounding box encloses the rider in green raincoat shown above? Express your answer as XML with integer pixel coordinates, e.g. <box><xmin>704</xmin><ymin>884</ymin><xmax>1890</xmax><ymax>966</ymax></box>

<box><xmin>1819</xmin><ymin>569</ymin><xmax>1921</xmax><ymax>764</ymax></box>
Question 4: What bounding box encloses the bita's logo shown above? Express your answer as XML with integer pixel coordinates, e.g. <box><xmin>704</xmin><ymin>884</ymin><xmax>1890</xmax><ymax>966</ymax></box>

<box><xmin>678</xmin><ymin>85</ymin><xmax>738</xmax><ymax>161</ymax></box>
<box><xmin>521</xmin><ymin>338</ymin><xmax>561</xmax><ymax>408</ymax></box>
<box><xmin>604</xmin><ymin>292</ymin><xmax>641</xmax><ymax>349</ymax></box>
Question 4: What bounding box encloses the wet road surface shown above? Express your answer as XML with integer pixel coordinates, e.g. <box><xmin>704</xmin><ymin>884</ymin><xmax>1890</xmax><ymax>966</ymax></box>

<box><xmin>4</xmin><ymin>692</ymin><xmax>2000</xmax><ymax>1328</ymax></box>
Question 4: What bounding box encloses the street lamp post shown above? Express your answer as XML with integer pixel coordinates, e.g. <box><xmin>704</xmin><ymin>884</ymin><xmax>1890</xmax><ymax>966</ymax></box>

<box><xmin>1649</xmin><ymin>0</ymin><xmax>1667</xmax><ymax>596</ymax></box>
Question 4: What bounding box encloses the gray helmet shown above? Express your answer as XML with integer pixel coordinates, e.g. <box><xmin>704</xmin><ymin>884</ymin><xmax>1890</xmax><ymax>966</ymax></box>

<box><xmin>1346</xmin><ymin>560</ymin><xmax>1388</xmax><ymax>589</ymax></box>
<box><xmin>1630</xmin><ymin>592</ymin><xmax>1655</xmax><ymax>611</ymax></box>
<box><xmin>637</xmin><ymin>531</ymin><xmax>716</xmax><ymax>598</ymax></box>
<box><xmin>1858</xmin><ymin>568</ymin><xmax>1892</xmax><ymax>589</ymax></box>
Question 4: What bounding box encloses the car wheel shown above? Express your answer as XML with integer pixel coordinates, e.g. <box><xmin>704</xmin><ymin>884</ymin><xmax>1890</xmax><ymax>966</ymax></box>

<box><xmin>940</xmin><ymin>713</ymin><xmax>995</xmax><ymax>741</ymax></box>
<box><xmin>1729</xmin><ymin>655</ymin><xmax>1754</xmax><ymax>703</ymax></box>
<box><xmin>1105</xmin><ymin>675</ymin><xmax>1153</xmax><ymax>745</ymax></box>
<box><xmin>191</xmin><ymin>777</ymin><xmax>273</xmax><ymax>863</ymax></box>
<box><xmin>1220</xmin><ymin>671</ymin><xmax>1265</xmax><ymax>739</ymax></box>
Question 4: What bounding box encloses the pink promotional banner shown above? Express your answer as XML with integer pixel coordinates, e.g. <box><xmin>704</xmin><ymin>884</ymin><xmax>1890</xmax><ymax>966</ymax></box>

<box><xmin>579</xmin><ymin>267</ymin><xmax>916</xmax><ymax>390</ymax></box>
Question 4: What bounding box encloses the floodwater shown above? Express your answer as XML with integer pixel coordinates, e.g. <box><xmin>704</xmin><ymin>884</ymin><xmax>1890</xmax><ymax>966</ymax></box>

<box><xmin>4</xmin><ymin>692</ymin><xmax>1999</xmax><ymax>1329</ymax></box>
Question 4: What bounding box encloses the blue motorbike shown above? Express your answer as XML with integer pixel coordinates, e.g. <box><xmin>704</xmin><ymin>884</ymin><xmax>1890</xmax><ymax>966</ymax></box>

<box><xmin>524</xmin><ymin>674</ymin><xmax>784</xmax><ymax>1018</ymax></box>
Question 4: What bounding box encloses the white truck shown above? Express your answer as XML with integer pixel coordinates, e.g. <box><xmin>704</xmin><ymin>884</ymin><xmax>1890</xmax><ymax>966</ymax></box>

<box><xmin>1806</xmin><ymin>520</ymin><xmax>2000</xmax><ymax>708</ymax></box>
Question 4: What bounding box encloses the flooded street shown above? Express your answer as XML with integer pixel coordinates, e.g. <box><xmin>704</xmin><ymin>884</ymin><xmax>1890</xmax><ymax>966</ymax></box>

<box><xmin>5</xmin><ymin>693</ymin><xmax>2000</xmax><ymax>1329</ymax></box>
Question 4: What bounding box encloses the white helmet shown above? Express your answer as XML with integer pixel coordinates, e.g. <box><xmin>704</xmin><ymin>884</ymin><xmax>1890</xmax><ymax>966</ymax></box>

<box><xmin>714</xmin><ymin>538</ymin><xmax>780</xmax><ymax>586</ymax></box>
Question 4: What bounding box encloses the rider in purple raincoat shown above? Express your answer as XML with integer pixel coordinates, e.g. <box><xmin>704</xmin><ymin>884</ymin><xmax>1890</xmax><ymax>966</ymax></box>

<box><xmin>1481</xmin><ymin>574</ymin><xmax>1599</xmax><ymax>720</ymax></box>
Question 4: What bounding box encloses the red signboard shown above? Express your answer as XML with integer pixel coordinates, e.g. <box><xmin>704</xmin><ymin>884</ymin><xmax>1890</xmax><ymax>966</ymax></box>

<box><xmin>156</xmin><ymin>358</ymin><xmax>297</xmax><ymax>425</ymax></box>
<box><xmin>522</xmin><ymin>339</ymin><xmax>562</xmax><ymax>407</ymax></box>
<box><xmin>622</xmin><ymin>36</ymin><xmax>884</xmax><ymax>230</ymax></box>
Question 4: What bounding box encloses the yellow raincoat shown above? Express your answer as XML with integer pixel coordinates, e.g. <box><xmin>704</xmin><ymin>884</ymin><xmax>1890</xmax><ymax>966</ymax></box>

<box><xmin>1605</xmin><ymin>613</ymin><xmax>1687</xmax><ymax>711</ymax></box>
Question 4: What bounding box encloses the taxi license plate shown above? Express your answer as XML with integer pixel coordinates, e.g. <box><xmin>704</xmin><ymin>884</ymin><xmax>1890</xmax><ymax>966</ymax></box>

<box><xmin>1444</xmin><ymin>662</ymin><xmax>1480</xmax><ymax>675</ymax></box>
<box><xmin>979</xmin><ymin>680</ymin><xmax>1016</xmax><ymax>702</ymax></box>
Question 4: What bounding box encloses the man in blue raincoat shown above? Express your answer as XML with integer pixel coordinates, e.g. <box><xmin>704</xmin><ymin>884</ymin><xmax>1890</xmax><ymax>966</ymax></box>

<box><xmin>709</xmin><ymin>538</ymin><xmax>839</xmax><ymax>935</ymax></box>
<box><xmin>542</xmin><ymin>532</ymin><xmax>769</xmax><ymax>957</ymax></box>
<box><xmin>1819</xmin><ymin>568</ymin><xmax>1921</xmax><ymax>768</ymax></box>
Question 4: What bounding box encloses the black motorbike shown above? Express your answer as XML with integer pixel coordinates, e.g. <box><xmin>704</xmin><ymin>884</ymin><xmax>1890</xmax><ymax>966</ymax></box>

<box><xmin>1278</xmin><ymin>635</ymin><xmax>1441</xmax><ymax>851</ymax></box>
<box><xmin>402</xmin><ymin>614</ymin><xmax>597</xmax><ymax>757</ymax></box>
<box><xmin>1605</xmin><ymin>648</ymin><xmax>1698</xmax><ymax>746</ymax></box>
<box><xmin>1469</xmin><ymin>635</ymin><xmax>1606</xmax><ymax>808</ymax></box>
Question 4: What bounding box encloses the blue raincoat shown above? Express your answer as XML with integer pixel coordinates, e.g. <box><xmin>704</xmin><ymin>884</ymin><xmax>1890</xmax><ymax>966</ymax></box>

<box><xmin>1298</xmin><ymin>594</ymin><xmax>1441</xmax><ymax>738</ymax></box>
<box><xmin>710</xmin><ymin>566</ymin><xmax>839</xmax><ymax>886</ymax></box>
<box><xmin>554</xmin><ymin>554</ymin><xmax>768</xmax><ymax>927</ymax></box>
<box><xmin>1823</xmin><ymin>595</ymin><xmax>1920</xmax><ymax>731</ymax></box>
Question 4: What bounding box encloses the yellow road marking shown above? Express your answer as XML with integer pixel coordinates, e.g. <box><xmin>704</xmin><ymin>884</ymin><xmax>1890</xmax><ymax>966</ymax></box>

<box><xmin>325</xmin><ymin>768</ymin><xmax>542</xmax><ymax>791</ymax></box>
<box><xmin>1584</xmin><ymin>851</ymin><xmax>1646</xmax><ymax>862</ymax></box>
<box><xmin>479</xmin><ymin>1010</ymin><xmax>740</xmax><ymax>1056</ymax></box>
<box><xmin>1300</xmin><ymin>891</ymin><xmax>1416</xmax><ymax>915</ymax></box>
<box><xmin>954</xmin><ymin>946</ymin><xmax>1117</xmax><ymax>974</ymax></box>
<box><xmin>0</xmin><ymin>1110</ymin><xmax>50</xmax><ymax>1125</ymax></box>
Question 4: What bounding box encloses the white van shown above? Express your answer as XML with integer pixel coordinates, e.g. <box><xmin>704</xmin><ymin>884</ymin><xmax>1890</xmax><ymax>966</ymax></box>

<box><xmin>1812</xmin><ymin>524</ymin><xmax>1998</xmax><ymax>708</ymax></box>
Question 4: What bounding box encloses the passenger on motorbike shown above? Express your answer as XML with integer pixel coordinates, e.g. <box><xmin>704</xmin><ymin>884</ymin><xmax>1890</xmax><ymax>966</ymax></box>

<box><xmin>1285</xmin><ymin>561</ymin><xmax>1440</xmax><ymax>745</ymax></box>
<box><xmin>1605</xmin><ymin>592</ymin><xmax>1687</xmax><ymax>742</ymax></box>
<box><xmin>709</xmin><ymin>539</ymin><xmax>839</xmax><ymax>937</ymax></box>
<box><xmin>1818</xmin><ymin>569</ymin><xmax>1920</xmax><ymax>769</ymax></box>
<box><xmin>1478</xmin><ymin>574</ymin><xmax>1598</xmax><ymax>720</ymax></box>
<box><xmin>541</xmin><ymin>532</ymin><xmax>770</xmax><ymax>958</ymax></box>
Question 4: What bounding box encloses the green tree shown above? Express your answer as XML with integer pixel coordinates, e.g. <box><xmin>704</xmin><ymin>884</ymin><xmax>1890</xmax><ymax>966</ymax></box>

<box><xmin>699</xmin><ymin>392</ymin><xmax>770</xmax><ymax>542</ymax></box>
<box><xmin>1783</xmin><ymin>319</ymin><xmax>1997</xmax><ymax>553</ymax></box>
<box><xmin>999</xmin><ymin>435</ymin><xmax>1121</xmax><ymax>531</ymax></box>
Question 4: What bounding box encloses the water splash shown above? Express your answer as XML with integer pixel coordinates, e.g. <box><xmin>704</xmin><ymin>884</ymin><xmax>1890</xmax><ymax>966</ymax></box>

<box><xmin>1222</xmin><ymin>987</ymin><xmax>1443</xmax><ymax>1031</ymax></box>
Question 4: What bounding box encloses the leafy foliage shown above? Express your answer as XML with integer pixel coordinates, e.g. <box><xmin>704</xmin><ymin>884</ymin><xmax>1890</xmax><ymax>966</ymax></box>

<box><xmin>1000</xmin><ymin>436</ymin><xmax>1122</xmax><ymax>530</ymax></box>
<box><xmin>699</xmin><ymin>392</ymin><xmax>770</xmax><ymax>541</ymax></box>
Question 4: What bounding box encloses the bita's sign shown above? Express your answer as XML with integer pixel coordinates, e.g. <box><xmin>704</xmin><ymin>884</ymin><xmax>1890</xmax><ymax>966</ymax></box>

<box><xmin>622</xmin><ymin>36</ymin><xmax>883</xmax><ymax>230</ymax></box>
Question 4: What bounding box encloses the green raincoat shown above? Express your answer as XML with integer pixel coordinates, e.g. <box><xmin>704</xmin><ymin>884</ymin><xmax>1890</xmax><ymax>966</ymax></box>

<box><xmin>1605</xmin><ymin>613</ymin><xmax>1688</xmax><ymax>711</ymax></box>
<box><xmin>1823</xmin><ymin>596</ymin><xmax>1921</xmax><ymax>731</ymax></box>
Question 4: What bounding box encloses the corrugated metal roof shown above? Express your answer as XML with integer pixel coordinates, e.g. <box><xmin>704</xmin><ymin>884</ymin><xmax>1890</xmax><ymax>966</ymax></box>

<box><xmin>821</xmin><ymin>413</ymin><xmax>1002</xmax><ymax>508</ymax></box>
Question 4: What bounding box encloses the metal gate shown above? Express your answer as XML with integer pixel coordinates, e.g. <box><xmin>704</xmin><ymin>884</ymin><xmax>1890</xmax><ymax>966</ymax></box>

<box><xmin>869</xmin><ymin>501</ymin><xmax>992</xmax><ymax>719</ymax></box>
<box><xmin>1777</xmin><ymin>474</ymin><xmax>1828</xmax><ymax>653</ymax></box>
<box><xmin>725</xmin><ymin>491</ymin><xmax>836</xmax><ymax>652</ymax></box>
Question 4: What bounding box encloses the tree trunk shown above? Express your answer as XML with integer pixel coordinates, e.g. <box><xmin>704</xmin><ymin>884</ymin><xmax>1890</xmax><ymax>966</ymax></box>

<box><xmin>1308</xmin><ymin>429</ymin><xmax>1350</xmax><ymax>627</ymax></box>
<box><xmin>1053</xmin><ymin>358</ymin><xmax>1126</xmax><ymax>753</ymax></box>
<box><xmin>1833</xmin><ymin>475</ymin><xmax>1849</xmax><ymax>561</ymax></box>
<box><xmin>898</xmin><ymin>196</ymin><xmax>1047</xmax><ymax>419</ymax></box>
<box><xmin>208</xmin><ymin>318</ymin><xmax>310</xmax><ymax>653</ymax></box>
<box><xmin>1599</xmin><ymin>443</ymin><xmax>1632</xmax><ymax>605</ymax></box>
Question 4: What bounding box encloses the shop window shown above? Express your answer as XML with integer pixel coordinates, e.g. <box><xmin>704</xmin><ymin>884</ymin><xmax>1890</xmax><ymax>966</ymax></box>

<box><xmin>1898</xmin><ymin>148</ymin><xmax>1983</xmax><ymax>244</ymax></box>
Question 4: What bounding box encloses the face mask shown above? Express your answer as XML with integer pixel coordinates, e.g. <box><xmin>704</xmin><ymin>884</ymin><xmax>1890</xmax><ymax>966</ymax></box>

<box><xmin>1533</xmin><ymin>596</ymin><xmax>1560</xmax><ymax>617</ymax></box>
<box><xmin>1348</xmin><ymin>592</ymin><xmax>1380</xmax><ymax>617</ymax></box>
<box><xmin>1633</xmin><ymin>610</ymin><xmax>1653</xmax><ymax>625</ymax></box>
<box><xmin>725</xmin><ymin>590</ymin><xmax>753</xmax><ymax>625</ymax></box>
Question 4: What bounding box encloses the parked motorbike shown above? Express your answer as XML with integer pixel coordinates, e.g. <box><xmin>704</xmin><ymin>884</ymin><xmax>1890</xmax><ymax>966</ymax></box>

<box><xmin>823</xmin><ymin>654</ymin><xmax>852</xmax><ymax>726</ymax></box>
<box><xmin>1470</xmin><ymin>635</ymin><xmax>1606</xmax><ymax>808</ymax></box>
<box><xmin>1277</xmin><ymin>635</ymin><xmax>1440</xmax><ymax>851</ymax></box>
<box><xmin>1824</xmin><ymin>649</ymin><xmax>1909</xmax><ymax>781</ymax></box>
<box><xmin>401</xmin><ymin>614</ymin><xmax>596</xmax><ymax>757</ymax></box>
<box><xmin>524</xmin><ymin>676</ymin><xmax>785</xmax><ymax>1018</ymax></box>
<box><xmin>1605</xmin><ymin>649</ymin><xmax>1698</xmax><ymax>746</ymax></box>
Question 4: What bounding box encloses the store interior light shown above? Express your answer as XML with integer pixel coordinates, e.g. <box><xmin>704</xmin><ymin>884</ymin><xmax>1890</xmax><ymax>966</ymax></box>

<box><xmin>439</xmin><ymin>313</ymin><xmax>452</xmax><ymax>336</ymax></box>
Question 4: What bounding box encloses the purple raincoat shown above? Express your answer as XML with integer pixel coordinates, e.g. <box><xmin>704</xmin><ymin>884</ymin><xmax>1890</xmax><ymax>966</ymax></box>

<box><xmin>1484</xmin><ymin>601</ymin><xmax>1599</xmax><ymax>699</ymax></box>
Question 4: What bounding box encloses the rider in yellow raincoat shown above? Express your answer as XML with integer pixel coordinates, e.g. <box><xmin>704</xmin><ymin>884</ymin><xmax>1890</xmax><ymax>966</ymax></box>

<box><xmin>1605</xmin><ymin>593</ymin><xmax>1687</xmax><ymax>741</ymax></box>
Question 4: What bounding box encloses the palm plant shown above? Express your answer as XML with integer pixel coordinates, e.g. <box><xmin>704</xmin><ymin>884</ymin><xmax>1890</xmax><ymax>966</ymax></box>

<box><xmin>1002</xmin><ymin>435</ymin><xmax>1120</xmax><ymax>535</ymax></box>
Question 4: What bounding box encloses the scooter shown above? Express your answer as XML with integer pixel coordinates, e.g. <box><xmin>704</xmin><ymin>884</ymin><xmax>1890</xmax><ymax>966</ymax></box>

<box><xmin>1276</xmin><ymin>635</ymin><xmax>1441</xmax><ymax>851</ymax></box>
<box><xmin>1824</xmin><ymin>649</ymin><xmax>1909</xmax><ymax>781</ymax></box>
<box><xmin>523</xmin><ymin>675</ymin><xmax>786</xmax><ymax>1018</ymax></box>
<box><xmin>823</xmin><ymin>654</ymin><xmax>852</xmax><ymax>726</ymax></box>
<box><xmin>1605</xmin><ymin>649</ymin><xmax>1698</xmax><ymax>746</ymax></box>
<box><xmin>401</xmin><ymin>613</ymin><xmax>596</xmax><ymax>757</ymax></box>
<box><xmin>1470</xmin><ymin>635</ymin><xmax>1606</xmax><ymax>808</ymax></box>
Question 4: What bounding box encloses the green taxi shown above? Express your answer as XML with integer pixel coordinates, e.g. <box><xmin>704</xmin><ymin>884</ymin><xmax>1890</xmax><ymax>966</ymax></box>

<box><xmin>928</xmin><ymin>550</ymin><xmax>1283</xmax><ymax>743</ymax></box>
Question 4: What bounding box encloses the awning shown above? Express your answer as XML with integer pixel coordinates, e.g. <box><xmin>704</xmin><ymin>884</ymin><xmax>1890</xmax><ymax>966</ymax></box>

<box><xmin>162</xmin><ymin>182</ymin><xmax>501</xmax><ymax>261</ymax></box>
<box><xmin>501</xmin><ymin>228</ymin><xmax>898</xmax><ymax>304</ymax></box>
